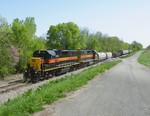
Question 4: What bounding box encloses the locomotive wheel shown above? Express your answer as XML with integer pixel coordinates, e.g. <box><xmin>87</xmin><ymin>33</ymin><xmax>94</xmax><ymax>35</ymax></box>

<box><xmin>31</xmin><ymin>75</ymin><xmax>36</xmax><ymax>83</ymax></box>
<box><xmin>55</xmin><ymin>69</ymin><xmax>61</xmax><ymax>76</ymax></box>
<box><xmin>70</xmin><ymin>66</ymin><xmax>75</xmax><ymax>72</ymax></box>
<box><xmin>50</xmin><ymin>70</ymin><xmax>55</xmax><ymax>78</ymax></box>
<box><xmin>31</xmin><ymin>74</ymin><xmax>40</xmax><ymax>83</ymax></box>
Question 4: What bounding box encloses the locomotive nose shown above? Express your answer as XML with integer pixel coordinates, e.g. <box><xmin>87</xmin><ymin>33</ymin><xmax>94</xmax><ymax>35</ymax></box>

<box><xmin>30</xmin><ymin>58</ymin><xmax>42</xmax><ymax>71</ymax></box>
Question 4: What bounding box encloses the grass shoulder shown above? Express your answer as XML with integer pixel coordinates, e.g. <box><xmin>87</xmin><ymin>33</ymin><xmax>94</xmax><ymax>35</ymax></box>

<box><xmin>0</xmin><ymin>60</ymin><xmax>122</xmax><ymax>116</ymax></box>
<box><xmin>138</xmin><ymin>50</ymin><xmax>150</xmax><ymax>67</ymax></box>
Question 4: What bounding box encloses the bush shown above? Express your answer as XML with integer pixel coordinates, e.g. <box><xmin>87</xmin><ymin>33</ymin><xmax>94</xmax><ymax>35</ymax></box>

<box><xmin>138</xmin><ymin>50</ymin><xmax>150</xmax><ymax>67</ymax></box>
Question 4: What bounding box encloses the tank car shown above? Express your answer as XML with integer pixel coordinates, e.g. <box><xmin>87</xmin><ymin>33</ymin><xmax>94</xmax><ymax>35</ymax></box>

<box><xmin>106</xmin><ymin>52</ymin><xmax>112</xmax><ymax>59</ymax></box>
<box><xmin>97</xmin><ymin>52</ymin><xmax>107</xmax><ymax>61</ymax></box>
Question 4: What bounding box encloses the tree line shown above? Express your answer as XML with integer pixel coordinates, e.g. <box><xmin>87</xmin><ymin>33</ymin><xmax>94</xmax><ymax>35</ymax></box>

<box><xmin>0</xmin><ymin>16</ymin><xmax>143</xmax><ymax>78</ymax></box>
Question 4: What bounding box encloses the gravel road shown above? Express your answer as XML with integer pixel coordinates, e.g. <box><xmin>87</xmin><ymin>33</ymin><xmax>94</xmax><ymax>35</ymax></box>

<box><xmin>40</xmin><ymin>51</ymin><xmax>150</xmax><ymax>116</ymax></box>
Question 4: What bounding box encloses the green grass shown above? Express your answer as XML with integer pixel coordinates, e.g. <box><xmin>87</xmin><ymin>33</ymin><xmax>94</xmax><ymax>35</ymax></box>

<box><xmin>138</xmin><ymin>50</ymin><xmax>150</xmax><ymax>67</ymax></box>
<box><xmin>0</xmin><ymin>60</ymin><xmax>121</xmax><ymax>116</ymax></box>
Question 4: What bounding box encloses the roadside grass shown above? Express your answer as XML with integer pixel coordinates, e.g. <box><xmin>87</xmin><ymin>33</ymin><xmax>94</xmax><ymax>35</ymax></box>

<box><xmin>0</xmin><ymin>60</ymin><xmax>121</xmax><ymax>116</ymax></box>
<box><xmin>138</xmin><ymin>50</ymin><xmax>150</xmax><ymax>67</ymax></box>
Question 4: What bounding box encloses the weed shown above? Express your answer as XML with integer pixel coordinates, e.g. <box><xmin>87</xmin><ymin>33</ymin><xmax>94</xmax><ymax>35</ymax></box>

<box><xmin>138</xmin><ymin>50</ymin><xmax>150</xmax><ymax>67</ymax></box>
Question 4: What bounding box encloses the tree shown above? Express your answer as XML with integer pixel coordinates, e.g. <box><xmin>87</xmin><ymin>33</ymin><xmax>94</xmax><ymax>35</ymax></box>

<box><xmin>11</xmin><ymin>17</ymin><xmax>37</xmax><ymax>71</ymax></box>
<box><xmin>0</xmin><ymin>16</ymin><xmax>16</xmax><ymax>78</ymax></box>
<box><xmin>146</xmin><ymin>45</ymin><xmax>150</xmax><ymax>50</ymax></box>
<box><xmin>78</xmin><ymin>28</ymin><xmax>87</xmax><ymax>49</ymax></box>
<box><xmin>86</xmin><ymin>34</ymin><xmax>99</xmax><ymax>50</ymax></box>
<box><xmin>31</xmin><ymin>36</ymin><xmax>46</xmax><ymax>50</ymax></box>
<box><xmin>131</xmin><ymin>41</ymin><xmax>143</xmax><ymax>51</ymax></box>
<box><xmin>11</xmin><ymin>18</ymin><xmax>28</xmax><ymax>48</ymax></box>
<box><xmin>24</xmin><ymin>17</ymin><xmax>36</xmax><ymax>40</ymax></box>
<box><xmin>47</xmin><ymin>22</ymin><xmax>81</xmax><ymax>49</ymax></box>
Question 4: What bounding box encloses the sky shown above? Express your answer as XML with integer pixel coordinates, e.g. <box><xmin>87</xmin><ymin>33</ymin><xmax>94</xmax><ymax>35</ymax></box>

<box><xmin>0</xmin><ymin>0</ymin><xmax>150</xmax><ymax>48</ymax></box>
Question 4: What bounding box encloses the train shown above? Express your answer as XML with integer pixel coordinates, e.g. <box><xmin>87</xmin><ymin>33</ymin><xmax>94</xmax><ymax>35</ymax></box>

<box><xmin>23</xmin><ymin>49</ymin><xmax>132</xmax><ymax>83</ymax></box>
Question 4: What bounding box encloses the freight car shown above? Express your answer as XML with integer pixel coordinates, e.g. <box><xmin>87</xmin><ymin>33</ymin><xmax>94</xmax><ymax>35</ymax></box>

<box><xmin>106</xmin><ymin>52</ymin><xmax>113</xmax><ymax>59</ymax></box>
<box><xmin>112</xmin><ymin>50</ymin><xmax>130</xmax><ymax>58</ymax></box>
<box><xmin>97</xmin><ymin>52</ymin><xmax>107</xmax><ymax>61</ymax></box>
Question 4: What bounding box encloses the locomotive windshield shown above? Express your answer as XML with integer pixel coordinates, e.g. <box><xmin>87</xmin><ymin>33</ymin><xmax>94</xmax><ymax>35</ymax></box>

<box><xmin>33</xmin><ymin>50</ymin><xmax>57</xmax><ymax>59</ymax></box>
<box><xmin>33</xmin><ymin>51</ymin><xmax>46</xmax><ymax>58</ymax></box>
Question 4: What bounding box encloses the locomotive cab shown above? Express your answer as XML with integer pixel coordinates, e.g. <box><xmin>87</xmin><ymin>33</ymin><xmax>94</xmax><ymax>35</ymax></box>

<box><xmin>24</xmin><ymin>50</ymin><xmax>57</xmax><ymax>83</ymax></box>
<box><xmin>30</xmin><ymin>50</ymin><xmax>55</xmax><ymax>70</ymax></box>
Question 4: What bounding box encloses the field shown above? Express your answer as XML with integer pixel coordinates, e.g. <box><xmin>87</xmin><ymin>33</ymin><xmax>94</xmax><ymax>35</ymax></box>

<box><xmin>138</xmin><ymin>50</ymin><xmax>150</xmax><ymax>67</ymax></box>
<box><xmin>0</xmin><ymin>60</ymin><xmax>121</xmax><ymax>116</ymax></box>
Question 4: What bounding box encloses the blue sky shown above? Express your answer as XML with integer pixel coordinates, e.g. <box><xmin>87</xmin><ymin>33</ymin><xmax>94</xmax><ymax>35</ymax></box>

<box><xmin>0</xmin><ymin>0</ymin><xmax>150</xmax><ymax>48</ymax></box>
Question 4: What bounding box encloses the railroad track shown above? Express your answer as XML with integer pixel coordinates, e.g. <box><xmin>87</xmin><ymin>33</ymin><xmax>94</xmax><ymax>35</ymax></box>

<box><xmin>0</xmin><ymin>58</ymin><xmax>120</xmax><ymax>95</ymax></box>
<box><xmin>0</xmin><ymin>59</ymin><xmax>114</xmax><ymax>94</ymax></box>
<box><xmin>0</xmin><ymin>80</ymin><xmax>27</xmax><ymax>94</ymax></box>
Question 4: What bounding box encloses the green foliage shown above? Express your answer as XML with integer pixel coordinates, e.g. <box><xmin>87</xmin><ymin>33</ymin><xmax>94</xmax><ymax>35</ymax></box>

<box><xmin>78</xmin><ymin>28</ymin><xmax>132</xmax><ymax>52</ymax></box>
<box><xmin>0</xmin><ymin>15</ymin><xmax>9</xmax><ymax>31</ymax></box>
<box><xmin>11</xmin><ymin>17</ymin><xmax>46</xmax><ymax>72</ymax></box>
<box><xmin>138</xmin><ymin>50</ymin><xmax>150</xmax><ymax>67</ymax></box>
<box><xmin>0</xmin><ymin>16</ymin><xmax>15</xmax><ymax>78</ymax></box>
<box><xmin>78</xmin><ymin>28</ymin><xmax>87</xmax><ymax>49</ymax></box>
<box><xmin>131</xmin><ymin>41</ymin><xmax>143</xmax><ymax>51</ymax></box>
<box><xmin>31</xmin><ymin>36</ymin><xmax>46</xmax><ymax>50</ymax></box>
<box><xmin>0</xmin><ymin>60</ymin><xmax>121</xmax><ymax>115</ymax></box>
<box><xmin>146</xmin><ymin>45</ymin><xmax>150</xmax><ymax>50</ymax></box>
<box><xmin>47</xmin><ymin>22</ymin><xmax>81</xmax><ymax>49</ymax></box>
<box><xmin>11</xmin><ymin>18</ymin><xmax>31</xmax><ymax>71</ymax></box>
<box><xmin>0</xmin><ymin>16</ymin><xmax>46</xmax><ymax>77</ymax></box>
<box><xmin>24</xmin><ymin>17</ymin><xmax>36</xmax><ymax>39</ymax></box>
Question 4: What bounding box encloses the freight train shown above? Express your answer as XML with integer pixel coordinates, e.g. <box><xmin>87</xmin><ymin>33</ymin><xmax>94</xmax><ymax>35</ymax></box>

<box><xmin>23</xmin><ymin>49</ymin><xmax>132</xmax><ymax>83</ymax></box>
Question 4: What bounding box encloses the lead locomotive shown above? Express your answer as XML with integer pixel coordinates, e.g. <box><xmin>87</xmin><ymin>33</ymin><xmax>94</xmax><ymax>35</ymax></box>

<box><xmin>23</xmin><ymin>49</ymin><xmax>98</xmax><ymax>83</ymax></box>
